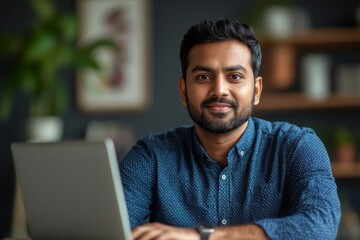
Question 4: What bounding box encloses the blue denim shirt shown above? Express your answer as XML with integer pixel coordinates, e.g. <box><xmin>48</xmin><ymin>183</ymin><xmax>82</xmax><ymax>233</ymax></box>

<box><xmin>120</xmin><ymin>117</ymin><xmax>341</xmax><ymax>239</ymax></box>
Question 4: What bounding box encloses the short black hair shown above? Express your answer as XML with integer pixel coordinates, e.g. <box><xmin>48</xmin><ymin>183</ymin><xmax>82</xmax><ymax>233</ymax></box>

<box><xmin>180</xmin><ymin>18</ymin><xmax>262</xmax><ymax>79</ymax></box>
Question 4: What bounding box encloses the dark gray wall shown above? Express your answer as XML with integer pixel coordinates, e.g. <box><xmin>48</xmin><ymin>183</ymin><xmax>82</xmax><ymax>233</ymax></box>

<box><xmin>1</xmin><ymin>0</ymin><xmax>359</xmax><ymax>237</ymax></box>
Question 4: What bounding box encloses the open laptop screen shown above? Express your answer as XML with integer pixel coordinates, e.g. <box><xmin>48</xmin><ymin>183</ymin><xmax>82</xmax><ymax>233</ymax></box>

<box><xmin>11</xmin><ymin>139</ymin><xmax>132</xmax><ymax>240</ymax></box>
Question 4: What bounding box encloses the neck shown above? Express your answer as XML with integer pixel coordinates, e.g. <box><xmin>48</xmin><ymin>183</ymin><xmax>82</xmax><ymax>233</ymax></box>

<box><xmin>195</xmin><ymin>121</ymin><xmax>248</xmax><ymax>166</ymax></box>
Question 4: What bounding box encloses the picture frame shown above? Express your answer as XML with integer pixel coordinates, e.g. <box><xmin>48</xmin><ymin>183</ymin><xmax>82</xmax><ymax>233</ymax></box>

<box><xmin>77</xmin><ymin>0</ymin><xmax>151</xmax><ymax>113</ymax></box>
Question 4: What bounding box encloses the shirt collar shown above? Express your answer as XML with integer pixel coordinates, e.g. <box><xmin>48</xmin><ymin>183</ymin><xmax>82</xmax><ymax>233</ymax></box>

<box><xmin>229</xmin><ymin>117</ymin><xmax>256</xmax><ymax>164</ymax></box>
<box><xmin>192</xmin><ymin>127</ymin><xmax>212</xmax><ymax>162</ymax></box>
<box><xmin>191</xmin><ymin>117</ymin><xmax>256</xmax><ymax>165</ymax></box>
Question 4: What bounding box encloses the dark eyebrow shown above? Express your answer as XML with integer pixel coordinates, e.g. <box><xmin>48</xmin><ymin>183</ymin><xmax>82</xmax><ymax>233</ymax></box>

<box><xmin>224</xmin><ymin>65</ymin><xmax>247</xmax><ymax>73</ymax></box>
<box><xmin>191</xmin><ymin>65</ymin><xmax>214</xmax><ymax>73</ymax></box>
<box><xmin>191</xmin><ymin>65</ymin><xmax>247</xmax><ymax>74</ymax></box>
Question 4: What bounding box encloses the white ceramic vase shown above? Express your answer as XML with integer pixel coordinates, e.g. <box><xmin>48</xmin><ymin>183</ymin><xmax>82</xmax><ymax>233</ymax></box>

<box><xmin>27</xmin><ymin>116</ymin><xmax>63</xmax><ymax>142</ymax></box>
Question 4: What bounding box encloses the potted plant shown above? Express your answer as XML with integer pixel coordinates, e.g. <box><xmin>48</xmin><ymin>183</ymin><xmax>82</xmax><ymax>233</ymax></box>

<box><xmin>0</xmin><ymin>0</ymin><xmax>116</xmax><ymax>140</ymax></box>
<box><xmin>333</xmin><ymin>127</ymin><xmax>357</xmax><ymax>165</ymax></box>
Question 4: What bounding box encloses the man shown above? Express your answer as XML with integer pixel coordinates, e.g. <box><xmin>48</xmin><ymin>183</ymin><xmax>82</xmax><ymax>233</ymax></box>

<box><xmin>120</xmin><ymin>19</ymin><xmax>341</xmax><ymax>240</ymax></box>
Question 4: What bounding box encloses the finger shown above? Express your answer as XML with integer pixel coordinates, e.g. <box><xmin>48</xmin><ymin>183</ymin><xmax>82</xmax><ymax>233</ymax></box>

<box><xmin>135</xmin><ymin>228</ymin><xmax>164</xmax><ymax>240</ymax></box>
<box><xmin>132</xmin><ymin>223</ymin><xmax>167</xmax><ymax>240</ymax></box>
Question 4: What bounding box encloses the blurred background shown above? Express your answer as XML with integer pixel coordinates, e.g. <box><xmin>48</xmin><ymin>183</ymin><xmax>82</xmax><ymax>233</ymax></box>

<box><xmin>0</xmin><ymin>0</ymin><xmax>360</xmax><ymax>239</ymax></box>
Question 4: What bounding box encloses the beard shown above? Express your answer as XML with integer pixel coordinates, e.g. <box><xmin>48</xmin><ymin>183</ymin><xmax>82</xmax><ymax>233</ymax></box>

<box><xmin>185</xmin><ymin>90</ymin><xmax>254</xmax><ymax>134</ymax></box>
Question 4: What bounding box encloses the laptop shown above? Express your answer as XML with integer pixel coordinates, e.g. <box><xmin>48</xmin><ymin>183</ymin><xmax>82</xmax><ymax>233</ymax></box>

<box><xmin>11</xmin><ymin>139</ymin><xmax>132</xmax><ymax>240</ymax></box>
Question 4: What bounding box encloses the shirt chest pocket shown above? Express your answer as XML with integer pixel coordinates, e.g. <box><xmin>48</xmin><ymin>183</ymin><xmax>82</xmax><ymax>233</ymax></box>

<box><xmin>249</xmin><ymin>182</ymin><xmax>282</xmax><ymax>220</ymax></box>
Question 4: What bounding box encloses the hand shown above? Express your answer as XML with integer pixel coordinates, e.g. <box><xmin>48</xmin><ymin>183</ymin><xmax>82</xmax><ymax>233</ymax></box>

<box><xmin>132</xmin><ymin>222</ymin><xmax>200</xmax><ymax>240</ymax></box>
<box><xmin>210</xmin><ymin>224</ymin><xmax>269</xmax><ymax>240</ymax></box>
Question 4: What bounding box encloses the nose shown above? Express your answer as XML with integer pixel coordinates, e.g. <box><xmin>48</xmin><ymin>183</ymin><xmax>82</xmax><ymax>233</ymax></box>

<box><xmin>211</xmin><ymin>75</ymin><xmax>229</xmax><ymax>97</ymax></box>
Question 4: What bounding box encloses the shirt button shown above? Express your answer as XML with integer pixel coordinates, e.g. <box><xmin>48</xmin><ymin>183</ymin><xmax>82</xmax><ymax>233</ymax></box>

<box><xmin>221</xmin><ymin>219</ymin><xmax>227</xmax><ymax>225</ymax></box>
<box><xmin>221</xmin><ymin>174</ymin><xmax>227</xmax><ymax>180</ymax></box>
<box><xmin>240</xmin><ymin>150</ymin><xmax>244</xmax><ymax>156</ymax></box>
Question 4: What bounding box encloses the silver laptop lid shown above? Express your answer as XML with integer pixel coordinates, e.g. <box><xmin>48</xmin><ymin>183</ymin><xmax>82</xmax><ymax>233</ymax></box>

<box><xmin>11</xmin><ymin>139</ymin><xmax>132</xmax><ymax>240</ymax></box>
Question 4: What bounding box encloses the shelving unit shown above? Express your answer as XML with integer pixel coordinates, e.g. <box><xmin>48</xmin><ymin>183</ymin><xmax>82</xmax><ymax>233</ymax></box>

<box><xmin>257</xmin><ymin>28</ymin><xmax>360</xmax><ymax>179</ymax></box>
<box><xmin>258</xmin><ymin>28</ymin><xmax>360</xmax><ymax>111</ymax></box>
<box><xmin>256</xmin><ymin>93</ymin><xmax>360</xmax><ymax>111</ymax></box>
<box><xmin>259</xmin><ymin>28</ymin><xmax>360</xmax><ymax>48</ymax></box>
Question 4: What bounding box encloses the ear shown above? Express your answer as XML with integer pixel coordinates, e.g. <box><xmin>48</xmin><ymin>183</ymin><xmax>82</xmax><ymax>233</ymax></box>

<box><xmin>178</xmin><ymin>77</ymin><xmax>187</xmax><ymax>107</ymax></box>
<box><xmin>253</xmin><ymin>76</ymin><xmax>263</xmax><ymax>105</ymax></box>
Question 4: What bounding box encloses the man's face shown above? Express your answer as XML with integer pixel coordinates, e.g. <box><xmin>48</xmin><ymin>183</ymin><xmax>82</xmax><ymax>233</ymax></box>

<box><xmin>179</xmin><ymin>40</ymin><xmax>262</xmax><ymax>133</ymax></box>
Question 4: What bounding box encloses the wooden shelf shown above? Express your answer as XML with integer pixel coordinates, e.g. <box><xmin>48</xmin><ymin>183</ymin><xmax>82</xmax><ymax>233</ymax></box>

<box><xmin>255</xmin><ymin>93</ymin><xmax>360</xmax><ymax>111</ymax></box>
<box><xmin>332</xmin><ymin>162</ymin><xmax>360</xmax><ymax>178</ymax></box>
<box><xmin>257</xmin><ymin>28</ymin><xmax>360</xmax><ymax>177</ymax></box>
<box><xmin>257</xmin><ymin>28</ymin><xmax>360</xmax><ymax>112</ymax></box>
<box><xmin>260</xmin><ymin>28</ymin><xmax>360</xmax><ymax>49</ymax></box>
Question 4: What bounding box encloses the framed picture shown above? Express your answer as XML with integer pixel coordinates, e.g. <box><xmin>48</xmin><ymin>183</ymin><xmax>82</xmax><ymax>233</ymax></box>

<box><xmin>77</xmin><ymin>0</ymin><xmax>151</xmax><ymax>113</ymax></box>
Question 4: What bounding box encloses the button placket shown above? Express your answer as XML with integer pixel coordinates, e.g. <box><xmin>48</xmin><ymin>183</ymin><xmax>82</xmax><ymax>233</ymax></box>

<box><xmin>218</xmin><ymin>169</ymin><xmax>230</xmax><ymax>227</ymax></box>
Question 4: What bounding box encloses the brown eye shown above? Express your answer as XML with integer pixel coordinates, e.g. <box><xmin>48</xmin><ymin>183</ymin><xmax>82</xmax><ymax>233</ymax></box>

<box><xmin>229</xmin><ymin>73</ymin><xmax>243</xmax><ymax>81</ymax></box>
<box><xmin>196</xmin><ymin>74</ymin><xmax>212</xmax><ymax>81</ymax></box>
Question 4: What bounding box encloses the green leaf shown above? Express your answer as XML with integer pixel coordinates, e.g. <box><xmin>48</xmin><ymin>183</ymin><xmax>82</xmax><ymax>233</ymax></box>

<box><xmin>334</xmin><ymin>128</ymin><xmax>356</xmax><ymax>145</ymax></box>
<box><xmin>54</xmin><ymin>15</ymin><xmax>78</xmax><ymax>41</ymax></box>
<box><xmin>76</xmin><ymin>38</ymin><xmax>118</xmax><ymax>70</ymax></box>
<box><xmin>0</xmin><ymin>0</ymin><xmax>120</xmax><ymax>121</ymax></box>
<box><xmin>52</xmin><ymin>45</ymin><xmax>74</xmax><ymax>70</ymax></box>
<box><xmin>8</xmin><ymin>66</ymin><xmax>38</xmax><ymax>93</ymax></box>
<box><xmin>30</xmin><ymin>76</ymin><xmax>67</xmax><ymax>116</ymax></box>
<box><xmin>0</xmin><ymin>89</ymin><xmax>14</xmax><ymax>121</ymax></box>
<box><xmin>23</xmin><ymin>30</ymin><xmax>57</xmax><ymax>62</ymax></box>
<box><xmin>29</xmin><ymin>0</ymin><xmax>55</xmax><ymax>20</ymax></box>
<box><xmin>52</xmin><ymin>80</ymin><xmax>67</xmax><ymax>116</ymax></box>
<box><xmin>76</xmin><ymin>54</ymin><xmax>100</xmax><ymax>70</ymax></box>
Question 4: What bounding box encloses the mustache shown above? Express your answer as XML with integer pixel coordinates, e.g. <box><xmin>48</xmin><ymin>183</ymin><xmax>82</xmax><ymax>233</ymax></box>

<box><xmin>201</xmin><ymin>97</ymin><xmax>238</xmax><ymax>108</ymax></box>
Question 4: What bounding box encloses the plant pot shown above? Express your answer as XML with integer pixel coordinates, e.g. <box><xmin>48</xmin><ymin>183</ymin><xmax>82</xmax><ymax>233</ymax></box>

<box><xmin>27</xmin><ymin>116</ymin><xmax>63</xmax><ymax>142</ymax></box>
<box><xmin>336</xmin><ymin>143</ymin><xmax>356</xmax><ymax>164</ymax></box>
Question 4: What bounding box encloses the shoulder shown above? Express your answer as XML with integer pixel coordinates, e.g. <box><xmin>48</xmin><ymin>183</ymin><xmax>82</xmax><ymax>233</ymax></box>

<box><xmin>251</xmin><ymin>117</ymin><xmax>328</xmax><ymax>162</ymax></box>
<box><xmin>251</xmin><ymin>118</ymin><xmax>331</xmax><ymax>176</ymax></box>
<box><xmin>251</xmin><ymin>117</ymin><xmax>324</xmax><ymax>156</ymax></box>
<box><xmin>141</xmin><ymin>125</ymin><xmax>194</xmax><ymax>147</ymax></box>
<box><xmin>123</xmin><ymin>125</ymin><xmax>194</xmax><ymax>160</ymax></box>
<box><xmin>252</xmin><ymin>117</ymin><xmax>316</xmax><ymax>140</ymax></box>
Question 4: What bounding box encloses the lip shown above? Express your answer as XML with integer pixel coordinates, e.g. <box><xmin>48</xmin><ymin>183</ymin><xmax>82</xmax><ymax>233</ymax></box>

<box><xmin>206</xmin><ymin>103</ymin><xmax>232</xmax><ymax>112</ymax></box>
